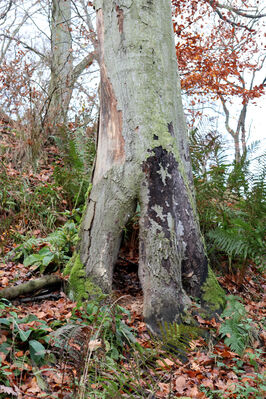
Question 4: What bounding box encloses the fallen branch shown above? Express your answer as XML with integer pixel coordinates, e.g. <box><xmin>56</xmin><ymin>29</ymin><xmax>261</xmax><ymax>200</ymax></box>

<box><xmin>19</xmin><ymin>292</ymin><xmax>62</xmax><ymax>303</ymax></box>
<box><xmin>0</xmin><ymin>275</ymin><xmax>63</xmax><ymax>300</ymax></box>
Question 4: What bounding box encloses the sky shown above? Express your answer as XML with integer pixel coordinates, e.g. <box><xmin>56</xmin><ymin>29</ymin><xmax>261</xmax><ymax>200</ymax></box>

<box><xmin>1</xmin><ymin>0</ymin><xmax>265</xmax><ymax>162</ymax></box>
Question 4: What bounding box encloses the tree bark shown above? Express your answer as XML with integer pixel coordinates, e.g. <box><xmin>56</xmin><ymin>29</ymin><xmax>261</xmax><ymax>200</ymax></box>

<box><xmin>69</xmin><ymin>0</ymin><xmax>224</xmax><ymax>333</ymax></box>
<box><xmin>47</xmin><ymin>0</ymin><xmax>73</xmax><ymax>128</ymax></box>
<box><xmin>45</xmin><ymin>0</ymin><xmax>96</xmax><ymax>132</ymax></box>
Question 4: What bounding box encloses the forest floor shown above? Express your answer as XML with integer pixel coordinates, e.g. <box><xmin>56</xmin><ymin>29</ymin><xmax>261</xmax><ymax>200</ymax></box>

<box><xmin>0</xmin><ymin>129</ymin><xmax>265</xmax><ymax>398</ymax></box>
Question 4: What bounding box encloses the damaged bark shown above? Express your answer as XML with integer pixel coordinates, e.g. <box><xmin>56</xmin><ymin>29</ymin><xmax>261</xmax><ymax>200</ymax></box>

<box><xmin>68</xmin><ymin>0</ymin><xmax>225</xmax><ymax>332</ymax></box>
<box><xmin>93</xmin><ymin>8</ymin><xmax>125</xmax><ymax>184</ymax></box>
<box><xmin>116</xmin><ymin>5</ymin><xmax>124</xmax><ymax>33</ymax></box>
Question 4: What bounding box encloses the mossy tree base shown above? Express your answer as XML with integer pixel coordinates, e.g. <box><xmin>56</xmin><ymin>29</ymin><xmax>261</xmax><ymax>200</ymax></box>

<box><xmin>64</xmin><ymin>252</ymin><xmax>105</xmax><ymax>304</ymax></box>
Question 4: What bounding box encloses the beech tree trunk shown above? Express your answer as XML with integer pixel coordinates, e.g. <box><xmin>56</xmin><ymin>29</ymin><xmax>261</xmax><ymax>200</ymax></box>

<box><xmin>69</xmin><ymin>0</ymin><xmax>224</xmax><ymax>333</ymax></box>
<box><xmin>45</xmin><ymin>0</ymin><xmax>96</xmax><ymax>133</ymax></box>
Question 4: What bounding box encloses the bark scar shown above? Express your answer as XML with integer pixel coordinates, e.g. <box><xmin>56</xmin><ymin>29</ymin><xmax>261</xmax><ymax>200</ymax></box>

<box><xmin>116</xmin><ymin>4</ymin><xmax>124</xmax><ymax>33</ymax></box>
<box><xmin>93</xmin><ymin>8</ymin><xmax>125</xmax><ymax>183</ymax></box>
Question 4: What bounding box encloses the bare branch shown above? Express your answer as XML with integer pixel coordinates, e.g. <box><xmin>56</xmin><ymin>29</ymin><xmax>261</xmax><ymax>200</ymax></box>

<box><xmin>205</xmin><ymin>0</ymin><xmax>265</xmax><ymax>30</ymax></box>
<box><xmin>0</xmin><ymin>13</ymin><xmax>29</xmax><ymax>63</ymax></box>
<box><xmin>207</xmin><ymin>0</ymin><xmax>266</xmax><ymax>18</ymax></box>
<box><xmin>77</xmin><ymin>0</ymin><xmax>97</xmax><ymax>48</ymax></box>
<box><xmin>72</xmin><ymin>51</ymin><xmax>96</xmax><ymax>84</ymax></box>
<box><xmin>0</xmin><ymin>34</ymin><xmax>45</xmax><ymax>59</ymax></box>
<box><xmin>0</xmin><ymin>0</ymin><xmax>13</xmax><ymax>21</ymax></box>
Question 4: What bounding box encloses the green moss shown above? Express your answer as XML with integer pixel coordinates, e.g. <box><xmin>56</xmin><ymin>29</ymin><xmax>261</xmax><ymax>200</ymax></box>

<box><xmin>63</xmin><ymin>253</ymin><xmax>76</xmax><ymax>276</ymax></box>
<box><xmin>64</xmin><ymin>252</ymin><xmax>104</xmax><ymax>304</ymax></box>
<box><xmin>201</xmin><ymin>266</ymin><xmax>226</xmax><ymax>311</ymax></box>
<box><xmin>86</xmin><ymin>183</ymin><xmax>93</xmax><ymax>199</ymax></box>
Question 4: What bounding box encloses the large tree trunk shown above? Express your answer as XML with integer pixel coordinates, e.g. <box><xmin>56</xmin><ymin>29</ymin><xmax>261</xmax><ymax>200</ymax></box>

<box><xmin>69</xmin><ymin>0</ymin><xmax>224</xmax><ymax>333</ymax></box>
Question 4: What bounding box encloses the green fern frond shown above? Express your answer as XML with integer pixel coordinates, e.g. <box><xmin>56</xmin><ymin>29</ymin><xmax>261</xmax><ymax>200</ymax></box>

<box><xmin>7</xmin><ymin>220</ymin><xmax>78</xmax><ymax>266</ymax></box>
<box><xmin>158</xmin><ymin>321</ymin><xmax>201</xmax><ymax>360</ymax></box>
<box><xmin>220</xmin><ymin>296</ymin><xmax>253</xmax><ymax>356</ymax></box>
<box><xmin>219</xmin><ymin>318</ymin><xmax>249</xmax><ymax>355</ymax></box>
<box><xmin>52</xmin><ymin>126</ymin><xmax>96</xmax><ymax>207</ymax></box>
<box><xmin>9</xmin><ymin>237</ymin><xmax>41</xmax><ymax>261</ymax></box>
<box><xmin>208</xmin><ymin>228</ymin><xmax>251</xmax><ymax>259</ymax></box>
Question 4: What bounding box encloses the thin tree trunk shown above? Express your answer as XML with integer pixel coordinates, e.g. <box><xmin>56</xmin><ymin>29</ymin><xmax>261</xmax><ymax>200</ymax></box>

<box><xmin>234</xmin><ymin>135</ymin><xmax>241</xmax><ymax>163</ymax></box>
<box><xmin>46</xmin><ymin>0</ymin><xmax>73</xmax><ymax>129</ymax></box>
<box><xmin>69</xmin><ymin>0</ymin><xmax>224</xmax><ymax>332</ymax></box>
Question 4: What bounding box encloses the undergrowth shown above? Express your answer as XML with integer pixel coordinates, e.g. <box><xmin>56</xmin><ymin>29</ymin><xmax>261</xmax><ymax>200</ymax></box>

<box><xmin>52</xmin><ymin>126</ymin><xmax>95</xmax><ymax>208</ymax></box>
<box><xmin>0</xmin><ymin>168</ymin><xmax>63</xmax><ymax>236</ymax></box>
<box><xmin>7</xmin><ymin>218</ymin><xmax>79</xmax><ymax>274</ymax></box>
<box><xmin>0</xmin><ymin>297</ymin><xmax>191</xmax><ymax>399</ymax></box>
<box><xmin>190</xmin><ymin>129</ymin><xmax>265</xmax><ymax>273</ymax></box>
<box><xmin>219</xmin><ymin>295</ymin><xmax>258</xmax><ymax>356</ymax></box>
<box><xmin>0</xmin><ymin>124</ymin><xmax>95</xmax><ymax>249</ymax></box>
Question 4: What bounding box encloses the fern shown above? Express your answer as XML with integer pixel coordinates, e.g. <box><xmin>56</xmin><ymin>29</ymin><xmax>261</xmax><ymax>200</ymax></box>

<box><xmin>191</xmin><ymin>138</ymin><xmax>266</xmax><ymax>266</ymax></box>
<box><xmin>52</xmin><ymin>126</ymin><xmax>96</xmax><ymax>207</ymax></box>
<box><xmin>158</xmin><ymin>321</ymin><xmax>201</xmax><ymax>362</ymax></box>
<box><xmin>219</xmin><ymin>296</ymin><xmax>254</xmax><ymax>356</ymax></box>
<box><xmin>208</xmin><ymin>228</ymin><xmax>252</xmax><ymax>260</ymax></box>
<box><xmin>7</xmin><ymin>220</ymin><xmax>78</xmax><ymax>270</ymax></box>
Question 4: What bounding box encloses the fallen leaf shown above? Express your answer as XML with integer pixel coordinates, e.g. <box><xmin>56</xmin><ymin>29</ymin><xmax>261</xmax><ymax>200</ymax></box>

<box><xmin>0</xmin><ymin>385</ymin><xmax>18</xmax><ymax>396</ymax></box>
<box><xmin>201</xmin><ymin>378</ymin><xmax>214</xmax><ymax>389</ymax></box>
<box><xmin>1</xmin><ymin>277</ymin><xmax>9</xmax><ymax>286</ymax></box>
<box><xmin>15</xmin><ymin>351</ymin><xmax>24</xmax><ymax>357</ymax></box>
<box><xmin>156</xmin><ymin>358</ymin><xmax>174</xmax><ymax>368</ymax></box>
<box><xmin>175</xmin><ymin>375</ymin><xmax>186</xmax><ymax>393</ymax></box>
<box><xmin>187</xmin><ymin>385</ymin><xmax>200</xmax><ymax>397</ymax></box>
<box><xmin>157</xmin><ymin>382</ymin><xmax>170</xmax><ymax>397</ymax></box>
<box><xmin>88</xmin><ymin>339</ymin><xmax>101</xmax><ymax>351</ymax></box>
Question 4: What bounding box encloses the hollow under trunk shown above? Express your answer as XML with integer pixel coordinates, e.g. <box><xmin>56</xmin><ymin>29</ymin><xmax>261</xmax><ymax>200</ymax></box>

<box><xmin>67</xmin><ymin>0</ymin><xmax>225</xmax><ymax>333</ymax></box>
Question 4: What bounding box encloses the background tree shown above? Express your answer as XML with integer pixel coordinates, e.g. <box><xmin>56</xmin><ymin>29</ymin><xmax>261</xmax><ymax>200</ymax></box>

<box><xmin>45</xmin><ymin>0</ymin><xmax>96</xmax><ymax>133</ymax></box>
<box><xmin>0</xmin><ymin>0</ymin><xmax>97</xmax><ymax>150</ymax></box>
<box><xmin>172</xmin><ymin>0</ymin><xmax>265</xmax><ymax>162</ymax></box>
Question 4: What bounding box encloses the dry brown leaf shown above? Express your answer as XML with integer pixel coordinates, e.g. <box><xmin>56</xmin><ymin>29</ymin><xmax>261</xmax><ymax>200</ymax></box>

<box><xmin>88</xmin><ymin>339</ymin><xmax>102</xmax><ymax>351</ymax></box>
<box><xmin>0</xmin><ymin>385</ymin><xmax>18</xmax><ymax>396</ymax></box>
<box><xmin>175</xmin><ymin>375</ymin><xmax>186</xmax><ymax>393</ymax></box>
<box><xmin>187</xmin><ymin>385</ymin><xmax>200</xmax><ymax>397</ymax></box>
<box><xmin>1</xmin><ymin>277</ymin><xmax>9</xmax><ymax>286</ymax></box>
<box><xmin>201</xmin><ymin>378</ymin><xmax>214</xmax><ymax>389</ymax></box>
<box><xmin>156</xmin><ymin>358</ymin><xmax>174</xmax><ymax>368</ymax></box>
<box><xmin>157</xmin><ymin>382</ymin><xmax>170</xmax><ymax>397</ymax></box>
<box><xmin>190</xmin><ymin>360</ymin><xmax>201</xmax><ymax>371</ymax></box>
<box><xmin>215</xmin><ymin>379</ymin><xmax>227</xmax><ymax>390</ymax></box>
